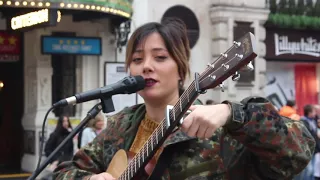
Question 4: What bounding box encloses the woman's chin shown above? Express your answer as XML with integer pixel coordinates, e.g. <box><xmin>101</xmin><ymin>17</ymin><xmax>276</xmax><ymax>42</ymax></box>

<box><xmin>139</xmin><ymin>90</ymin><xmax>161</xmax><ymax>101</ymax></box>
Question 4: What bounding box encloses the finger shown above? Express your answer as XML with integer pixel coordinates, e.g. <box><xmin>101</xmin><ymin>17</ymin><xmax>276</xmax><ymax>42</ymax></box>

<box><xmin>186</xmin><ymin>117</ymin><xmax>199</xmax><ymax>137</ymax></box>
<box><xmin>101</xmin><ymin>173</ymin><xmax>116</xmax><ymax>180</ymax></box>
<box><xmin>181</xmin><ymin>114</ymin><xmax>194</xmax><ymax>132</ymax></box>
<box><xmin>204</xmin><ymin>127</ymin><xmax>215</xmax><ymax>139</ymax></box>
<box><xmin>188</xmin><ymin>105</ymin><xmax>199</xmax><ymax>111</ymax></box>
<box><xmin>196</xmin><ymin>126</ymin><xmax>207</xmax><ymax>139</ymax></box>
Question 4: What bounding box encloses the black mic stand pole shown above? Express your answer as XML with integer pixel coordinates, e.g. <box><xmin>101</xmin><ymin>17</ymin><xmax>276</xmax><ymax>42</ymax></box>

<box><xmin>28</xmin><ymin>97</ymin><xmax>115</xmax><ymax>180</ymax></box>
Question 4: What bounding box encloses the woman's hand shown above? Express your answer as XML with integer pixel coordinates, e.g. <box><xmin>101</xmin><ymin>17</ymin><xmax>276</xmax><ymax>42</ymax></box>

<box><xmin>181</xmin><ymin>104</ymin><xmax>231</xmax><ymax>139</ymax></box>
<box><xmin>89</xmin><ymin>173</ymin><xmax>116</xmax><ymax>180</ymax></box>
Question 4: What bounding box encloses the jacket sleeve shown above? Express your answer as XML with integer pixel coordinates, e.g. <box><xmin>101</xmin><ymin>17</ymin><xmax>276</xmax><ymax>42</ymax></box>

<box><xmin>222</xmin><ymin>96</ymin><xmax>315</xmax><ymax>179</ymax></box>
<box><xmin>53</xmin><ymin>128</ymin><xmax>106</xmax><ymax>180</ymax></box>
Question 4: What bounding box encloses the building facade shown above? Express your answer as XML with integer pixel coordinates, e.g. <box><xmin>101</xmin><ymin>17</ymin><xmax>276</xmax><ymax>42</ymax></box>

<box><xmin>263</xmin><ymin>0</ymin><xmax>320</xmax><ymax>114</ymax></box>
<box><xmin>0</xmin><ymin>0</ymin><xmax>132</xmax><ymax>173</ymax></box>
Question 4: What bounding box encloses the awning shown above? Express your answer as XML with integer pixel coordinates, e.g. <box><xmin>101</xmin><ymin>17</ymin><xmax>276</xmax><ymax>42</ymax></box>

<box><xmin>0</xmin><ymin>0</ymin><xmax>133</xmax><ymax>19</ymax></box>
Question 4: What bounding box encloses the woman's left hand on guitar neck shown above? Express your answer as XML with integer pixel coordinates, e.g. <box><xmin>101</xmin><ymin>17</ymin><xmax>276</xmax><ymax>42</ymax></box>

<box><xmin>181</xmin><ymin>104</ymin><xmax>231</xmax><ymax>139</ymax></box>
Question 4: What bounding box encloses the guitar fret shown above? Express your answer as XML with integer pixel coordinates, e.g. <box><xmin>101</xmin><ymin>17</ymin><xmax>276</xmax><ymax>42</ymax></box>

<box><xmin>172</xmin><ymin>106</ymin><xmax>176</xmax><ymax>121</ymax></box>
<box><xmin>156</xmin><ymin>129</ymin><xmax>159</xmax><ymax>144</ymax></box>
<box><xmin>126</xmin><ymin>168</ymin><xmax>129</xmax><ymax>180</ymax></box>
<box><xmin>138</xmin><ymin>153</ymin><xmax>141</xmax><ymax>168</ymax></box>
<box><xmin>129</xmin><ymin>163</ymin><xmax>132</xmax><ymax>179</ymax></box>
<box><xmin>179</xmin><ymin>99</ymin><xmax>182</xmax><ymax>114</ymax></box>
<box><xmin>151</xmin><ymin>135</ymin><xmax>153</xmax><ymax>150</ymax></box>
<box><xmin>146</xmin><ymin>141</ymin><xmax>149</xmax><ymax>156</ymax></box>
<box><xmin>134</xmin><ymin>157</ymin><xmax>137</xmax><ymax>174</ymax></box>
<box><xmin>161</xmin><ymin>123</ymin><xmax>164</xmax><ymax>137</ymax></box>
<box><xmin>142</xmin><ymin>146</ymin><xmax>145</xmax><ymax>160</ymax></box>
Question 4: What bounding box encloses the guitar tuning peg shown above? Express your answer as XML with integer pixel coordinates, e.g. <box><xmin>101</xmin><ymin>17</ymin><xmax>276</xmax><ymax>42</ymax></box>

<box><xmin>219</xmin><ymin>83</ymin><xmax>225</xmax><ymax>92</ymax></box>
<box><xmin>246</xmin><ymin>61</ymin><xmax>254</xmax><ymax>71</ymax></box>
<box><xmin>232</xmin><ymin>71</ymin><xmax>240</xmax><ymax>81</ymax></box>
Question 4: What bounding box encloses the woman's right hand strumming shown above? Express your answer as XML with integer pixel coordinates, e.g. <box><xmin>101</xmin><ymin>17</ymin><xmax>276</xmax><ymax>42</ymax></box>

<box><xmin>89</xmin><ymin>173</ymin><xmax>116</xmax><ymax>180</ymax></box>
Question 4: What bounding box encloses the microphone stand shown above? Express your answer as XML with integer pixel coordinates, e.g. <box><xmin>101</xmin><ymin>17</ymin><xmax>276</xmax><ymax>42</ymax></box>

<box><xmin>28</xmin><ymin>97</ymin><xmax>115</xmax><ymax>180</ymax></box>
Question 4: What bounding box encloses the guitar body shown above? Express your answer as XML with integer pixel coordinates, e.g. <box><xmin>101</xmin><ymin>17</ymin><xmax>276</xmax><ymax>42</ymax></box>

<box><xmin>106</xmin><ymin>149</ymin><xmax>157</xmax><ymax>180</ymax></box>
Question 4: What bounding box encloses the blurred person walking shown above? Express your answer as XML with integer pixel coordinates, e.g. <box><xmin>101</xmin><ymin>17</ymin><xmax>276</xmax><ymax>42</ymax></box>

<box><xmin>279</xmin><ymin>100</ymin><xmax>300</xmax><ymax>120</ymax></box>
<box><xmin>79</xmin><ymin>112</ymin><xmax>105</xmax><ymax>148</ymax></box>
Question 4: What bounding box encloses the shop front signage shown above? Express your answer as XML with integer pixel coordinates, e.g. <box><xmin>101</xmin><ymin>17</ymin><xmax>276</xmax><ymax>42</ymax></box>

<box><xmin>10</xmin><ymin>9</ymin><xmax>61</xmax><ymax>31</ymax></box>
<box><xmin>0</xmin><ymin>31</ymin><xmax>21</xmax><ymax>62</ymax></box>
<box><xmin>266</xmin><ymin>28</ymin><xmax>320</xmax><ymax>61</ymax></box>
<box><xmin>41</xmin><ymin>36</ymin><xmax>102</xmax><ymax>55</ymax></box>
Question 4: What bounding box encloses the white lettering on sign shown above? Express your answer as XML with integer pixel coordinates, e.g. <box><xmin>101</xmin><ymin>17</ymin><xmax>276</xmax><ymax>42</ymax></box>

<box><xmin>274</xmin><ymin>33</ymin><xmax>320</xmax><ymax>57</ymax></box>
<box><xmin>11</xmin><ymin>9</ymin><xmax>61</xmax><ymax>30</ymax></box>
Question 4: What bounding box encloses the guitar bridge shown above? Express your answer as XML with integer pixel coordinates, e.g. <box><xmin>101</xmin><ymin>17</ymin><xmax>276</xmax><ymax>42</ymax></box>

<box><xmin>165</xmin><ymin>105</ymin><xmax>192</xmax><ymax>128</ymax></box>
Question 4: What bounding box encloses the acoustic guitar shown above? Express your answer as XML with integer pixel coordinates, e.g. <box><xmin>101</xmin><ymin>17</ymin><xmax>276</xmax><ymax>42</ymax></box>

<box><xmin>106</xmin><ymin>32</ymin><xmax>258</xmax><ymax>180</ymax></box>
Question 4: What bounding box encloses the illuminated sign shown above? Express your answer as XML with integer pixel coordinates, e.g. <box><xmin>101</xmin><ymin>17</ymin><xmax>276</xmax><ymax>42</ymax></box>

<box><xmin>11</xmin><ymin>9</ymin><xmax>61</xmax><ymax>30</ymax></box>
<box><xmin>41</xmin><ymin>36</ymin><xmax>102</xmax><ymax>55</ymax></box>
<box><xmin>2</xmin><ymin>0</ymin><xmax>132</xmax><ymax>19</ymax></box>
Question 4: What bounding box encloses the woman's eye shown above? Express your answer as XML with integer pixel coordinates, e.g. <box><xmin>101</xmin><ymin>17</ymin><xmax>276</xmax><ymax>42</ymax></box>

<box><xmin>132</xmin><ymin>58</ymin><xmax>142</xmax><ymax>62</ymax></box>
<box><xmin>156</xmin><ymin>56</ymin><xmax>167</xmax><ymax>60</ymax></box>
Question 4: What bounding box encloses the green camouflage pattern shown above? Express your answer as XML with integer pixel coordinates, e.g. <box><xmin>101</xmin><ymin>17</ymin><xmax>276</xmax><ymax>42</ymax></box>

<box><xmin>53</xmin><ymin>97</ymin><xmax>315</xmax><ymax>180</ymax></box>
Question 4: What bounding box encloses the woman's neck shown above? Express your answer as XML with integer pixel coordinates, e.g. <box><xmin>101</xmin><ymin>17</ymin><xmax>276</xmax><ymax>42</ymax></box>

<box><xmin>144</xmin><ymin>93</ymin><xmax>179</xmax><ymax>123</ymax></box>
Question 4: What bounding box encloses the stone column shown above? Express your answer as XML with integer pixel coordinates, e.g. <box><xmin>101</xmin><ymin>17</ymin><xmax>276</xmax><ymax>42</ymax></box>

<box><xmin>21</xmin><ymin>29</ymin><xmax>54</xmax><ymax>172</ymax></box>
<box><xmin>210</xmin><ymin>0</ymin><xmax>269</xmax><ymax>102</ymax></box>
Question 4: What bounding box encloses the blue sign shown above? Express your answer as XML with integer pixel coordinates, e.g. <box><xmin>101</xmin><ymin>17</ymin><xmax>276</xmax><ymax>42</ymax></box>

<box><xmin>41</xmin><ymin>36</ymin><xmax>102</xmax><ymax>55</ymax></box>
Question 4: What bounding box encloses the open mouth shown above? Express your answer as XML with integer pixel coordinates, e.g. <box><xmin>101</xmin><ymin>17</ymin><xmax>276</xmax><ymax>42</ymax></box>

<box><xmin>145</xmin><ymin>78</ymin><xmax>158</xmax><ymax>87</ymax></box>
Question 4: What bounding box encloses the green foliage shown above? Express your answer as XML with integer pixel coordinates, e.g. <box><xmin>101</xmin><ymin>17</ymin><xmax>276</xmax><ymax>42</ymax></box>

<box><xmin>268</xmin><ymin>13</ymin><xmax>320</xmax><ymax>30</ymax></box>
<box><xmin>267</xmin><ymin>0</ymin><xmax>320</xmax><ymax>30</ymax></box>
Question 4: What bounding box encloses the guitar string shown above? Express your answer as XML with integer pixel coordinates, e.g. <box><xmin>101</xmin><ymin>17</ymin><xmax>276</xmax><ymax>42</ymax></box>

<box><xmin>119</xmin><ymin>43</ymin><xmax>244</xmax><ymax>180</ymax></box>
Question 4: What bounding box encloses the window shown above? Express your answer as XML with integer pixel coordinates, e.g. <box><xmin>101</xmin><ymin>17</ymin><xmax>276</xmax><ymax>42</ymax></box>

<box><xmin>51</xmin><ymin>32</ymin><xmax>76</xmax><ymax>117</ymax></box>
<box><xmin>161</xmin><ymin>5</ymin><xmax>200</xmax><ymax>49</ymax></box>
<box><xmin>233</xmin><ymin>21</ymin><xmax>255</xmax><ymax>86</ymax></box>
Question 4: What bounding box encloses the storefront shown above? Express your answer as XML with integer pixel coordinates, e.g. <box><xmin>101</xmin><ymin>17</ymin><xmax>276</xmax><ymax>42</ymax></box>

<box><xmin>264</xmin><ymin>27</ymin><xmax>320</xmax><ymax>115</ymax></box>
<box><xmin>0</xmin><ymin>0</ymin><xmax>132</xmax><ymax>173</ymax></box>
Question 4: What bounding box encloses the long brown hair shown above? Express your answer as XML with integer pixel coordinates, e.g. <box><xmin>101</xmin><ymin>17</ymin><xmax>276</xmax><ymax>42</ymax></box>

<box><xmin>125</xmin><ymin>18</ymin><xmax>191</xmax><ymax>87</ymax></box>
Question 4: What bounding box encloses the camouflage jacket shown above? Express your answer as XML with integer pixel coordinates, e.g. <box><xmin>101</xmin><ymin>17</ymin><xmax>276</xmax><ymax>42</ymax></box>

<box><xmin>53</xmin><ymin>97</ymin><xmax>315</xmax><ymax>180</ymax></box>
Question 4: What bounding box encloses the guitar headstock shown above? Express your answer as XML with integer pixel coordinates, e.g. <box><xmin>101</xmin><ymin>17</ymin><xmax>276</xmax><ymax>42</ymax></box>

<box><xmin>198</xmin><ymin>32</ymin><xmax>257</xmax><ymax>91</ymax></box>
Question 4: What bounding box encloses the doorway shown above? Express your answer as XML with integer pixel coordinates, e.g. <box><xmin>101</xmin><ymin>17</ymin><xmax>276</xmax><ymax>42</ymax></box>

<box><xmin>0</xmin><ymin>57</ymin><xmax>24</xmax><ymax>173</ymax></box>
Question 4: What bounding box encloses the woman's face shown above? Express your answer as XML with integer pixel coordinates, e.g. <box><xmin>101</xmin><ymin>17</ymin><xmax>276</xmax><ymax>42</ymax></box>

<box><xmin>129</xmin><ymin>32</ymin><xmax>180</xmax><ymax>103</ymax></box>
<box><xmin>62</xmin><ymin>117</ymin><xmax>69</xmax><ymax>129</ymax></box>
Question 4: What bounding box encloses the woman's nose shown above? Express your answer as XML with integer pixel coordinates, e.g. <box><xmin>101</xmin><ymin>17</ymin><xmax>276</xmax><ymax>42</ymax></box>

<box><xmin>142</xmin><ymin>58</ymin><xmax>154</xmax><ymax>73</ymax></box>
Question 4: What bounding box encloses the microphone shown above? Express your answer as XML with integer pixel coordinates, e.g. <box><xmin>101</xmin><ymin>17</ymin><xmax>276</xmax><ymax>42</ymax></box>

<box><xmin>53</xmin><ymin>75</ymin><xmax>145</xmax><ymax>108</ymax></box>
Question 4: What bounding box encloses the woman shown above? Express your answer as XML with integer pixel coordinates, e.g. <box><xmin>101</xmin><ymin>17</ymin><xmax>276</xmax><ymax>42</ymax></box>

<box><xmin>80</xmin><ymin>112</ymin><xmax>105</xmax><ymax>148</ymax></box>
<box><xmin>45</xmin><ymin>115</ymin><xmax>74</xmax><ymax>164</ymax></box>
<box><xmin>53</xmin><ymin>19</ymin><xmax>315</xmax><ymax>180</ymax></box>
<box><xmin>43</xmin><ymin>115</ymin><xmax>73</xmax><ymax>179</ymax></box>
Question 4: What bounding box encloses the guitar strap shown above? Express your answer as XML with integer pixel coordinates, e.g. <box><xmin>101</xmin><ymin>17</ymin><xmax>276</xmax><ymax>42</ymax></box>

<box><xmin>149</xmin><ymin>144</ymin><xmax>176</xmax><ymax>180</ymax></box>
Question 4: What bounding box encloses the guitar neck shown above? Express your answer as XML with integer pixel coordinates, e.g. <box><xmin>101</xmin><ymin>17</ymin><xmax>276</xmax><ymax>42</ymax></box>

<box><xmin>118</xmin><ymin>80</ymin><xmax>200</xmax><ymax>180</ymax></box>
